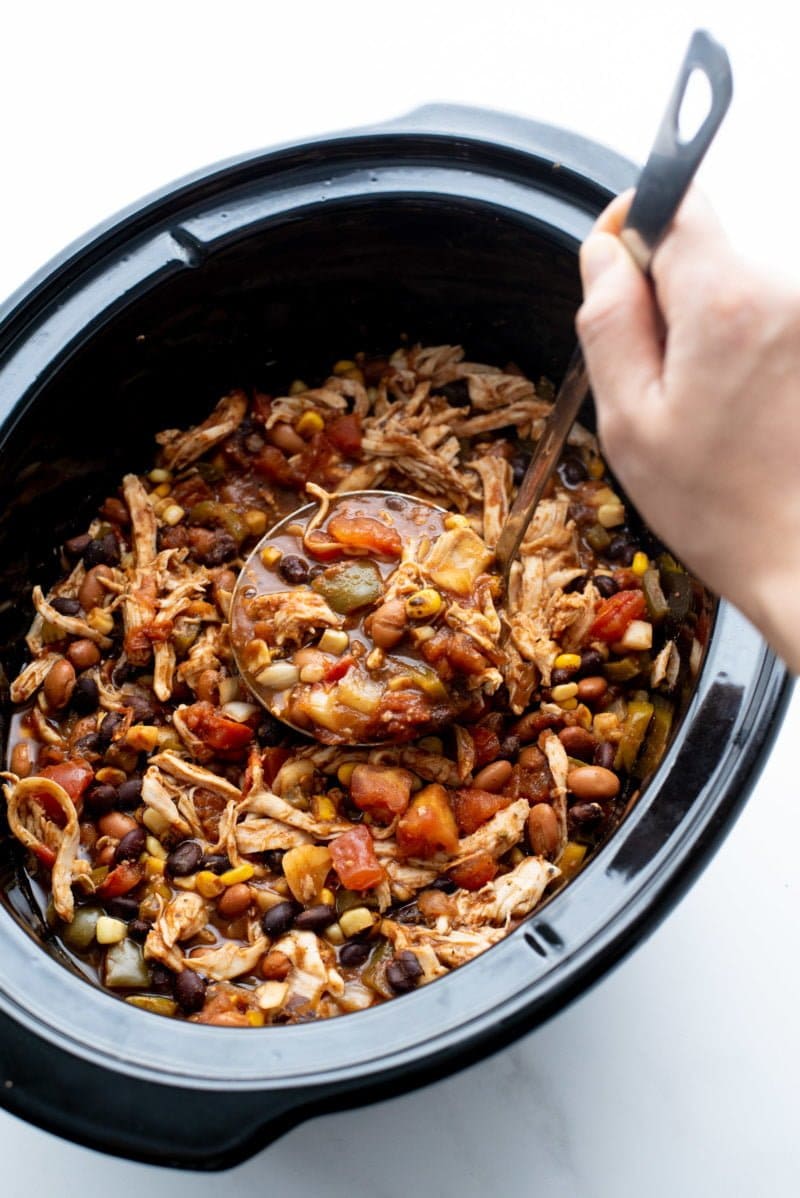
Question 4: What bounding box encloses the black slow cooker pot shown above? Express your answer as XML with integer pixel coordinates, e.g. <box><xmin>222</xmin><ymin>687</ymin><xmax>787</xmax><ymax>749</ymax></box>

<box><xmin>0</xmin><ymin>105</ymin><xmax>789</xmax><ymax>1169</ymax></box>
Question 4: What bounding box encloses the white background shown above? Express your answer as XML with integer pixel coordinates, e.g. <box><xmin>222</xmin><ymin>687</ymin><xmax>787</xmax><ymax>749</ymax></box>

<box><xmin>1</xmin><ymin>2</ymin><xmax>798</xmax><ymax>1194</ymax></box>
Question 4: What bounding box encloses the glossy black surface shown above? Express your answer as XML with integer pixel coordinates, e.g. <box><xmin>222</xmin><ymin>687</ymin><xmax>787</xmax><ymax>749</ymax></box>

<box><xmin>0</xmin><ymin>104</ymin><xmax>790</xmax><ymax>1168</ymax></box>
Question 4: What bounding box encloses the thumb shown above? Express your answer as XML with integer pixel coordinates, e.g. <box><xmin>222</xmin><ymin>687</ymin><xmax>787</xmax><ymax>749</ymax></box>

<box><xmin>576</xmin><ymin>232</ymin><xmax>663</xmax><ymax>418</ymax></box>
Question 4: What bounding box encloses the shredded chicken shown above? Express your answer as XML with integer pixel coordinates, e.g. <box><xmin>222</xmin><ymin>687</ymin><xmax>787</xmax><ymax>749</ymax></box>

<box><xmin>2</xmin><ymin>774</ymin><xmax>83</xmax><ymax>921</ymax></box>
<box><xmin>144</xmin><ymin>892</ymin><xmax>208</xmax><ymax>972</ymax></box>
<box><xmin>156</xmin><ymin>390</ymin><xmax>248</xmax><ymax>470</ymax></box>
<box><xmin>244</xmin><ymin>588</ymin><xmax>343</xmax><ymax>649</ymax></box>
<box><xmin>447</xmin><ymin>857</ymin><xmax>561</xmax><ymax>927</ymax></box>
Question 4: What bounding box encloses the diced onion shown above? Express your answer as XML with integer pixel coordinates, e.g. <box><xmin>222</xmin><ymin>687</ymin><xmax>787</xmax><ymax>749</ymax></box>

<box><xmin>221</xmin><ymin>701</ymin><xmax>260</xmax><ymax>722</ymax></box>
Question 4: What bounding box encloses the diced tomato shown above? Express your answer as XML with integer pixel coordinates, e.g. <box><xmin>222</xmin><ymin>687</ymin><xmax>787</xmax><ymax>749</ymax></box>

<box><xmin>253</xmin><ymin>444</ymin><xmax>300</xmax><ymax>488</ymax></box>
<box><xmin>589</xmin><ymin>590</ymin><xmax>647</xmax><ymax>643</ymax></box>
<box><xmin>252</xmin><ymin>392</ymin><xmax>273</xmax><ymax>424</ymax></box>
<box><xmin>38</xmin><ymin>759</ymin><xmax>94</xmax><ymax>820</ymax></box>
<box><xmin>396</xmin><ymin>783</ymin><xmax>459</xmax><ymax>858</ymax></box>
<box><xmin>183</xmin><ymin>701</ymin><xmax>254</xmax><ymax>756</ymax></box>
<box><xmin>451</xmin><ymin>788</ymin><xmax>514</xmax><ymax>836</ymax></box>
<box><xmin>261</xmin><ymin>747</ymin><xmax>291</xmax><ymax>786</ymax></box>
<box><xmin>349</xmin><ymin>764</ymin><xmax>413</xmax><ymax>823</ymax></box>
<box><xmin>507</xmin><ymin>755</ymin><xmax>553</xmax><ymax>805</ymax></box>
<box><xmin>325</xmin><ymin>413</ymin><xmax>362</xmax><ymax>457</ymax></box>
<box><xmin>327</xmin><ymin>513</ymin><xmax>402</xmax><ymax>558</ymax></box>
<box><xmin>329</xmin><ymin>826</ymin><xmax>386</xmax><ymax>889</ymax></box>
<box><xmin>449</xmin><ymin>851</ymin><xmax>498</xmax><ymax>891</ymax></box>
<box><xmin>292</xmin><ymin>433</ymin><xmax>341</xmax><ymax>489</ymax></box>
<box><xmin>96</xmin><ymin>861</ymin><xmax>143</xmax><ymax>898</ymax></box>
<box><xmin>323</xmin><ymin>656</ymin><xmax>355</xmax><ymax>684</ymax></box>
<box><xmin>446</xmin><ymin>633</ymin><xmax>489</xmax><ymax>676</ymax></box>
<box><xmin>471</xmin><ymin>725</ymin><xmax>502</xmax><ymax>768</ymax></box>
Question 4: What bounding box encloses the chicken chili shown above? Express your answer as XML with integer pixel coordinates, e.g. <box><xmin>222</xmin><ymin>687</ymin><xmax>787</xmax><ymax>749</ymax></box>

<box><xmin>1</xmin><ymin>345</ymin><xmax>706</xmax><ymax>1025</ymax></box>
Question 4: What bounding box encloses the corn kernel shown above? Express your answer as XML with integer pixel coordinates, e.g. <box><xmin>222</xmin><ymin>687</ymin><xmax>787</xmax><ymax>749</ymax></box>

<box><xmin>365</xmin><ymin>647</ymin><xmax>385</xmax><ymax>670</ymax></box>
<box><xmin>220</xmin><ymin>863</ymin><xmax>255</xmax><ymax>886</ymax></box>
<box><xmin>574</xmin><ymin>703</ymin><xmax>593</xmax><ymax>730</ymax></box>
<box><xmin>554</xmin><ymin>653</ymin><xmax>581</xmax><ymax>671</ymax></box>
<box><xmin>597</xmin><ymin>502</ymin><xmax>626</xmax><ymax>529</ymax></box>
<box><xmin>558</xmin><ymin>698</ymin><xmax>578</xmax><ymax>711</ymax></box>
<box><xmin>631</xmin><ymin>551</ymin><xmax>649</xmax><ymax>576</ymax></box>
<box><xmin>313</xmin><ymin>797</ymin><xmax>338</xmax><ymax>822</ymax></box>
<box><xmin>161</xmin><ymin>504</ymin><xmax>185</xmax><ymax>527</ymax></box>
<box><xmin>593</xmin><ymin>712</ymin><xmax>620</xmax><ymax>736</ymax></box>
<box><xmin>444</xmin><ymin>513</ymin><xmax>470</xmax><ymax>530</ymax></box>
<box><xmin>126</xmin><ymin>995</ymin><xmax>178</xmax><ymax>1017</ymax></box>
<box><xmin>288</xmin><ymin>378</ymin><xmax>308</xmax><ymax>395</ymax></box>
<box><xmin>332</xmin><ymin>359</ymin><xmax>364</xmax><ymax>383</ymax></box>
<box><xmin>144</xmin><ymin>856</ymin><xmax>166</xmax><ymax>878</ymax></box>
<box><xmin>195</xmin><ymin>871</ymin><xmax>225</xmax><ymax>898</ymax></box>
<box><xmin>95</xmin><ymin>766</ymin><xmax>126</xmax><ymax>787</ymax></box>
<box><xmin>339</xmin><ymin>907</ymin><xmax>374</xmax><ymax>938</ymax></box>
<box><xmin>508</xmin><ymin>847</ymin><xmax>526</xmax><ymax>867</ymax></box>
<box><xmin>142</xmin><ymin>808</ymin><xmax>170</xmax><ymax>838</ymax></box>
<box><xmin>337</xmin><ymin>762</ymin><xmax>357</xmax><ymax>787</ymax></box>
<box><xmin>260</xmin><ymin>545</ymin><xmax>282</xmax><ymax>568</ymax></box>
<box><xmin>145</xmin><ymin>835</ymin><xmax>167</xmax><ymax>860</ymax></box>
<box><xmin>171</xmin><ymin>875</ymin><xmax>197</xmax><ymax>892</ymax></box>
<box><xmin>244</xmin><ymin>508</ymin><xmax>268</xmax><ymax>537</ymax></box>
<box><xmin>318</xmin><ymin>629</ymin><xmax>348</xmax><ymax>655</ymax></box>
<box><xmin>587</xmin><ymin>456</ymin><xmax>605</xmax><ymax>480</ymax></box>
<box><xmin>295</xmin><ymin>410</ymin><xmax>325</xmax><ymax>437</ymax></box>
<box><xmin>243</xmin><ymin>638</ymin><xmax>272</xmax><ymax>674</ymax></box>
<box><xmin>152</xmin><ymin>881</ymin><xmax>172</xmax><ymax>903</ymax></box>
<box><xmin>95</xmin><ymin>916</ymin><xmax>127</xmax><ymax>945</ymax></box>
<box><xmin>125</xmin><ymin>724</ymin><xmax>161</xmax><ymax>752</ymax></box>
<box><xmin>153</xmin><ymin>482</ymin><xmax>172</xmax><ymax>498</ymax></box>
<box><xmin>246</xmin><ymin>1010</ymin><xmax>266</xmax><ymax>1027</ymax></box>
<box><xmin>148</xmin><ymin>468</ymin><xmax>172</xmax><ymax>484</ymax></box>
<box><xmin>551</xmin><ymin>682</ymin><xmax>578</xmax><ymax>702</ymax></box>
<box><xmin>323</xmin><ymin>921</ymin><xmax>345</xmax><ymax>946</ymax></box>
<box><xmin>319</xmin><ymin>887</ymin><xmax>336</xmax><ymax>907</ymax></box>
<box><xmin>558</xmin><ymin>840</ymin><xmax>588</xmax><ymax>881</ymax></box>
<box><xmin>405</xmin><ymin>588</ymin><xmax>443</xmax><ymax>619</ymax></box>
<box><xmin>87</xmin><ymin>607</ymin><xmax>114</xmax><ymax>634</ymax></box>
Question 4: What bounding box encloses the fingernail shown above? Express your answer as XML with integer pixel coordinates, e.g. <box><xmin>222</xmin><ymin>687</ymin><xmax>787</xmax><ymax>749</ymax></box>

<box><xmin>580</xmin><ymin>234</ymin><xmax>621</xmax><ymax>289</ymax></box>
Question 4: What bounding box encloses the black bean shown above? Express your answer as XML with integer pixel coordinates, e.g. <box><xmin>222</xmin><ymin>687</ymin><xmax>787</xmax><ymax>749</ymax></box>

<box><xmin>112</xmin><ymin>658</ymin><xmax>135</xmax><ymax>686</ymax></box>
<box><xmin>51</xmin><ymin>596</ymin><xmax>82</xmax><ymax>616</ymax></box>
<box><xmin>71</xmin><ymin>675</ymin><xmax>99</xmax><ymax>715</ymax></box>
<box><xmin>150</xmin><ymin>963</ymin><xmax>174</xmax><ymax>995</ymax></box>
<box><xmin>197</xmin><ymin>531</ymin><xmax>237</xmax><ymax>566</ymax></box>
<box><xmin>84</xmin><ymin>532</ymin><xmax>120</xmax><ymax>568</ymax></box>
<box><xmin>386</xmin><ymin>961</ymin><xmax>416</xmax><ymax>994</ymax></box>
<box><xmin>307</xmin><ymin>564</ymin><xmax>326</xmax><ymax>580</ymax></box>
<box><xmin>174</xmin><ymin>969</ymin><xmax>207</xmax><ymax>1014</ymax></box>
<box><xmin>84</xmin><ymin>783</ymin><xmax>118</xmax><ymax>814</ymax></box>
<box><xmin>257</xmin><ymin>715</ymin><xmax>285</xmax><ymax>747</ymax></box>
<box><xmin>428</xmin><ymin>877</ymin><xmax>456</xmax><ymax>894</ymax></box>
<box><xmin>559</xmin><ymin>457</ymin><xmax>588</xmax><ymax>486</ymax></box>
<box><xmin>279</xmin><ymin>555</ymin><xmax>310</xmax><ymax>586</ymax></box>
<box><xmin>385</xmin><ymin>495</ymin><xmax>405</xmax><ymax>511</ymax></box>
<box><xmin>608</xmin><ymin>535</ymin><xmax>635</xmax><ymax>565</ymax></box>
<box><xmin>594</xmin><ymin>574</ymin><xmax>619</xmax><ymax>598</ymax></box>
<box><xmin>564</xmin><ymin>573</ymin><xmax>589</xmax><ymax>594</ymax></box>
<box><xmin>64</xmin><ymin>533</ymin><xmax>91</xmax><ymax>562</ymax></box>
<box><xmin>397</xmin><ymin>950</ymin><xmax>423</xmax><ymax>981</ymax></box>
<box><xmin>107</xmin><ymin>896</ymin><xmax>139</xmax><ymax>921</ymax></box>
<box><xmin>339</xmin><ymin>941</ymin><xmax>371</xmax><ymax>967</ymax></box>
<box><xmin>550</xmin><ymin>667</ymin><xmax>573</xmax><ymax>687</ymax></box>
<box><xmin>127</xmin><ymin>919</ymin><xmax>150</xmax><ymax>942</ymax></box>
<box><xmin>294</xmin><ymin>904</ymin><xmax>336</xmax><ymax>933</ymax></box>
<box><xmin>114</xmin><ymin>827</ymin><xmax>146</xmax><ymax>864</ymax></box>
<box><xmin>261</xmin><ymin>901</ymin><xmax>299</xmax><ymax>938</ymax></box>
<box><xmin>74</xmin><ymin>733</ymin><xmax>102</xmax><ymax>758</ymax></box>
<box><xmin>124</xmin><ymin>692</ymin><xmax>157</xmax><ymax>723</ymax></box>
<box><xmin>499</xmin><ymin>734</ymin><xmax>521</xmax><ymax>759</ymax></box>
<box><xmin>166</xmin><ymin>840</ymin><xmax>203</xmax><ymax>877</ymax></box>
<box><xmin>200</xmin><ymin>853</ymin><xmax>230</xmax><ymax>875</ymax></box>
<box><xmin>594</xmin><ymin>741</ymin><xmax>616</xmax><ymax>770</ymax></box>
<box><xmin>261</xmin><ymin>850</ymin><xmax>286</xmax><ymax>873</ymax></box>
<box><xmin>568</xmin><ymin>801</ymin><xmax>604</xmax><ymax>828</ymax></box>
<box><xmin>244</xmin><ymin>432</ymin><xmax>265</xmax><ymax>453</ymax></box>
<box><xmin>579</xmin><ymin>648</ymin><xmax>605</xmax><ymax>674</ymax></box>
<box><xmin>116</xmin><ymin>778</ymin><xmax>143</xmax><ymax>808</ymax></box>
<box><xmin>98</xmin><ymin>711</ymin><xmax>124</xmax><ymax>748</ymax></box>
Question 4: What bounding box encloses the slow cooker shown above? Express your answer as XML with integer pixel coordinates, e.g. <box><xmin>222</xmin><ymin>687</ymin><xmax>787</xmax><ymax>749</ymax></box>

<box><xmin>0</xmin><ymin>104</ymin><xmax>789</xmax><ymax>1169</ymax></box>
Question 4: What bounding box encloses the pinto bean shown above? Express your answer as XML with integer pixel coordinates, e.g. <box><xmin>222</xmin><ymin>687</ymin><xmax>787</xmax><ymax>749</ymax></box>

<box><xmin>576</xmin><ymin>675</ymin><xmax>608</xmax><ymax>703</ymax></box>
<box><xmin>43</xmin><ymin>658</ymin><xmax>76</xmax><ymax>710</ymax></box>
<box><xmin>67</xmin><ymin>638</ymin><xmax>101</xmax><ymax>670</ymax></box>
<box><xmin>558</xmin><ymin>726</ymin><xmax>596</xmax><ymax>761</ymax></box>
<box><xmin>518</xmin><ymin>745</ymin><xmax>546</xmax><ymax>768</ymax></box>
<box><xmin>261</xmin><ymin>949</ymin><xmax>292</xmax><ymax>980</ymax></box>
<box><xmin>567</xmin><ymin>765</ymin><xmax>620</xmax><ymax>800</ymax></box>
<box><xmin>217</xmin><ymin>883</ymin><xmax>252</xmax><ymax>919</ymax></box>
<box><xmin>10</xmin><ymin>741</ymin><xmax>31</xmax><ymax>778</ymax></box>
<box><xmin>195</xmin><ymin>668</ymin><xmax>220</xmax><ymax>704</ymax></box>
<box><xmin>97</xmin><ymin>811</ymin><xmax>138</xmax><ymax>840</ymax></box>
<box><xmin>78</xmin><ymin>565</ymin><xmax>115</xmax><ymax>612</ymax></box>
<box><xmin>268</xmin><ymin>423</ymin><xmax>306</xmax><ymax>455</ymax></box>
<box><xmin>513</xmin><ymin>709</ymin><xmax>562</xmax><ymax>743</ymax></box>
<box><xmin>528</xmin><ymin>803</ymin><xmax>560</xmax><ymax>859</ymax></box>
<box><xmin>367</xmin><ymin>598</ymin><xmax>408</xmax><ymax>649</ymax></box>
<box><xmin>472</xmin><ymin>760</ymin><xmax>513</xmax><ymax>792</ymax></box>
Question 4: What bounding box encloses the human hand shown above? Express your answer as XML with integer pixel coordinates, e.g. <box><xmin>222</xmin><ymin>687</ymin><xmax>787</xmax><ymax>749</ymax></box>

<box><xmin>576</xmin><ymin>189</ymin><xmax>800</xmax><ymax>673</ymax></box>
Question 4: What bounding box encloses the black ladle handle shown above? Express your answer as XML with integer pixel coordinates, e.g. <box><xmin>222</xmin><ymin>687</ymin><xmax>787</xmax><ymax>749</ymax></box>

<box><xmin>620</xmin><ymin>29</ymin><xmax>733</xmax><ymax>270</ymax></box>
<box><xmin>495</xmin><ymin>29</ymin><xmax>732</xmax><ymax>581</ymax></box>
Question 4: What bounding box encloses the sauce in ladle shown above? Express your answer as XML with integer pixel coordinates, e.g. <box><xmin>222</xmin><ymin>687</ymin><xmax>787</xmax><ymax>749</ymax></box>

<box><xmin>230</xmin><ymin>489</ymin><xmax>500</xmax><ymax>745</ymax></box>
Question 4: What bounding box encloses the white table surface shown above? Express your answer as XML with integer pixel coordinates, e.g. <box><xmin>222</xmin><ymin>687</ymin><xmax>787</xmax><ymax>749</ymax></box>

<box><xmin>2</xmin><ymin>2</ymin><xmax>798</xmax><ymax>1193</ymax></box>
